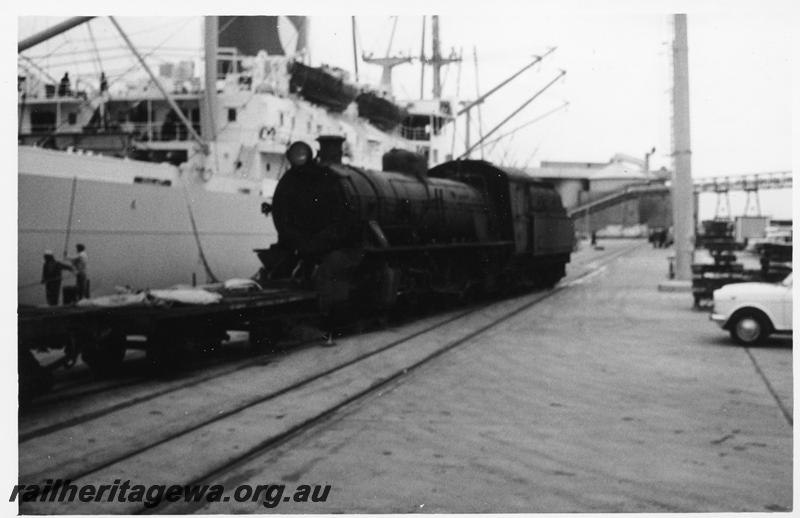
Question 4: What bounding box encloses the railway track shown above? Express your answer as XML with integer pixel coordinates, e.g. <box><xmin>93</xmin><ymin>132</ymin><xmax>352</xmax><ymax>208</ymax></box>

<box><xmin>19</xmin><ymin>241</ymin><xmax>641</xmax><ymax>514</ymax></box>
<box><xmin>19</xmin><ymin>335</ymin><xmax>330</xmax><ymax>441</ymax></box>
<box><xmin>21</xmin><ymin>241</ymin><xmax>630</xmax><ymax>437</ymax></box>
<box><xmin>25</xmin><ymin>328</ymin><xmax>326</xmax><ymax>413</ymax></box>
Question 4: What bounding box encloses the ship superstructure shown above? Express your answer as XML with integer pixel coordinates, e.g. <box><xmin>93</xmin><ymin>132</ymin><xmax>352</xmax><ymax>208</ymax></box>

<box><xmin>17</xmin><ymin>16</ymin><xmax>459</xmax><ymax>305</ymax></box>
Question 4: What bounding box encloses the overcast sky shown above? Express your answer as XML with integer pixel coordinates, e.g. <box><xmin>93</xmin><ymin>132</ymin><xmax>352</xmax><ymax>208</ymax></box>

<box><xmin>13</xmin><ymin>0</ymin><xmax>795</xmax><ymax>218</ymax></box>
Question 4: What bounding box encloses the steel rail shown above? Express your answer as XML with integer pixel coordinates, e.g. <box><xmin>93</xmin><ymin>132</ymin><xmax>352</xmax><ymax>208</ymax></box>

<box><xmin>159</xmin><ymin>242</ymin><xmax>642</xmax><ymax>514</ymax></box>
<box><xmin>22</xmin><ymin>243</ymin><xmax>639</xmax><ymax>513</ymax></box>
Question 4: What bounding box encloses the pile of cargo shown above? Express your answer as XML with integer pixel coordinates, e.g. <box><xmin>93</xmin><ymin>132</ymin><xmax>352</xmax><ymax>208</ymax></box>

<box><xmin>758</xmin><ymin>242</ymin><xmax>792</xmax><ymax>282</ymax></box>
<box><xmin>691</xmin><ymin>220</ymin><xmax>747</xmax><ymax>307</ymax></box>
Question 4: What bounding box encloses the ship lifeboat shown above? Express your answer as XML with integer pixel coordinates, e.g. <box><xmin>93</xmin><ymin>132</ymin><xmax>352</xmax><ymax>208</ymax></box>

<box><xmin>356</xmin><ymin>90</ymin><xmax>409</xmax><ymax>131</ymax></box>
<box><xmin>289</xmin><ymin>62</ymin><xmax>358</xmax><ymax>112</ymax></box>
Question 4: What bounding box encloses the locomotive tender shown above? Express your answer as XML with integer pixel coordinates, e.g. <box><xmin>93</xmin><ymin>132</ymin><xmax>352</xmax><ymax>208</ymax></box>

<box><xmin>257</xmin><ymin>136</ymin><xmax>574</xmax><ymax>316</ymax></box>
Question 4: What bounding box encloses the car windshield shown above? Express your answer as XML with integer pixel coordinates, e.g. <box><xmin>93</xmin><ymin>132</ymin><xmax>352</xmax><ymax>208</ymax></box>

<box><xmin>781</xmin><ymin>273</ymin><xmax>792</xmax><ymax>287</ymax></box>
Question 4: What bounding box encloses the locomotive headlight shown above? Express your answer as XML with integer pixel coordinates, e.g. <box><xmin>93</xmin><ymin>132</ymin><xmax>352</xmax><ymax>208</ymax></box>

<box><xmin>286</xmin><ymin>141</ymin><xmax>313</xmax><ymax>167</ymax></box>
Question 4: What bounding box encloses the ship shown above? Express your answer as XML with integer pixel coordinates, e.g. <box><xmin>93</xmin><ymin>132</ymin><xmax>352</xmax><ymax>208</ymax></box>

<box><xmin>356</xmin><ymin>89</ymin><xmax>409</xmax><ymax>131</ymax></box>
<box><xmin>17</xmin><ymin>16</ymin><xmax>459</xmax><ymax>305</ymax></box>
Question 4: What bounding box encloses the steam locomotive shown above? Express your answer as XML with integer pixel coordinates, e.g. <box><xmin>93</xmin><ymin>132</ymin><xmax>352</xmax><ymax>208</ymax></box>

<box><xmin>256</xmin><ymin>136</ymin><xmax>574</xmax><ymax>317</ymax></box>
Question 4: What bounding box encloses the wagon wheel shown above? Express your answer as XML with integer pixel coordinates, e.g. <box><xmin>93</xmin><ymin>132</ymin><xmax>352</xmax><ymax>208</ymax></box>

<box><xmin>146</xmin><ymin>326</ymin><xmax>186</xmax><ymax>375</ymax></box>
<box><xmin>249</xmin><ymin>321</ymin><xmax>284</xmax><ymax>352</ymax></box>
<box><xmin>19</xmin><ymin>348</ymin><xmax>53</xmax><ymax>403</ymax></box>
<box><xmin>80</xmin><ymin>326</ymin><xmax>127</xmax><ymax>374</ymax></box>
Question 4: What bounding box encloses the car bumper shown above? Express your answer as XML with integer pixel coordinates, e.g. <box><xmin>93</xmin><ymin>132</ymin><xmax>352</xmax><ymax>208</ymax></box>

<box><xmin>709</xmin><ymin>311</ymin><xmax>728</xmax><ymax>328</ymax></box>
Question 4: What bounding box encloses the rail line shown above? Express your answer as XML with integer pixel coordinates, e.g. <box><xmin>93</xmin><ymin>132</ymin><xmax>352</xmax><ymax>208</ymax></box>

<box><xmin>19</xmin><ymin>241</ymin><xmax>641</xmax><ymax>514</ymax></box>
<box><xmin>25</xmin><ymin>336</ymin><xmax>281</xmax><ymax>411</ymax></box>
<box><xmin>160</xmin><ymin>242</ymin><xmax>641</xmax><ymax>513</ymax></box>
<box><xmin>21</xmin><ymin>243</ymin><xmax>632</xmax><ymax>440</ymax></box>
<box><xmin>21</xmin><ymin>241</ymin><xmax>629</xmax><ymax>441</ymax></box>
<box><xmin>20</xmin><ymin>335</ymin><xmax>338</xmax><ymax>441</ymax></box>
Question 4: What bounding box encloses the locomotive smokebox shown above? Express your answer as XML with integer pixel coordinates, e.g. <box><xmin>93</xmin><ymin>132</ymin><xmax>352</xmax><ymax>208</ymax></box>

<box><xmin>317</xmin><ymin>135</ymin><xmax>346</xmax><ymax>165</ymax></box>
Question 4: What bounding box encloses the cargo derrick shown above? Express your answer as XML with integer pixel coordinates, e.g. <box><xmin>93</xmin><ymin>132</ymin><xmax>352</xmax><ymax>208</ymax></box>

<box><xmin>257</xmin><ymin>136</ymin><xmax>574</xmax><ymax>318</ymax></box>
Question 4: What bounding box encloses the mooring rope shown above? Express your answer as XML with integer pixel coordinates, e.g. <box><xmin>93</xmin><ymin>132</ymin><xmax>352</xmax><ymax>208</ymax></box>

<box><xmin>180</xmin><ymin>177</ymin><xmax>219</xmax><ymax>283</ymax></box>
<box><xmin>62</xmin><ymin>176</ymin><xmax>78</xmax><ymax>258</ymax></box>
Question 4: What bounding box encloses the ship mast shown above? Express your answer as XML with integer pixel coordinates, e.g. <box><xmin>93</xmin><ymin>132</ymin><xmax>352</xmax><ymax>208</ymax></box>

<box><xmin>419</xmin><ymin>16</ymin><xmax>426</xmax><ymax>99</ymax></box>
<box><xmin>202</xmin><ymin>16</ymin><xmax>218</xmax><ymax>142</ymax></box>
<box><xmin>362</xmin><ymin>55</ymin><xmax>413</xmax><ymax>95</ymax></box>
<box><xmin>362</xmin><ymin>17</ymin><xmax>412</xmax><ymax>95</ymax></box>
<box><xmin>424</xmin><ymin>15</ymin><xmax>460</xmax><ymax>99</ymax></box>
<box><xmin>351</xmin><ymin>17</ymin><xmax>360</xmax><ymax>82</ymax></box>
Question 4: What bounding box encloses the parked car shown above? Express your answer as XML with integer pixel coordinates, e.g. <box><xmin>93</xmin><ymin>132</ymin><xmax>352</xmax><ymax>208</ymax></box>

<box><xmin>710</xmin><ymin>273</ymin><xmax>792</xmax><ymax>345</ymax></box>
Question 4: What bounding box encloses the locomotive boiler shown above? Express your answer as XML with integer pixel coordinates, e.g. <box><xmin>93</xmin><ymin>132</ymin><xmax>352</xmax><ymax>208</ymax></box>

<box><xmin>256</xmin><ymin>136</ymin><xmax>574</xmax><ymax>316</ymax></box>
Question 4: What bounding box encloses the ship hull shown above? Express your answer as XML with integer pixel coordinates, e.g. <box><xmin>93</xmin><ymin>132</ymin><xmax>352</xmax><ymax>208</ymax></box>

<box><xmin>18</xmin><ymin>151</ymin><xmax>276</xmax><ymax>306</ymax></box>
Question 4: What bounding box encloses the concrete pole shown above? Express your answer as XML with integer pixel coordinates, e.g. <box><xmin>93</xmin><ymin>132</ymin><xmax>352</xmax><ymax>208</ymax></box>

<box><xmin>671</xmin><ymin>14</ymin><xmax>694</xmax><ymax>280</ymax></box>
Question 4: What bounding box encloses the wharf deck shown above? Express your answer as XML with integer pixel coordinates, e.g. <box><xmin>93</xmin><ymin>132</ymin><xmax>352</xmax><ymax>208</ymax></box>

<box><xmin>181</xmin><ymin>242</ymin><xmax>790</xmax><ymax>513</ymax></box>
<box><xmin>17</xmin><ymin>241</ymin><xmax>792</xmax><ymax>513</ymax></box>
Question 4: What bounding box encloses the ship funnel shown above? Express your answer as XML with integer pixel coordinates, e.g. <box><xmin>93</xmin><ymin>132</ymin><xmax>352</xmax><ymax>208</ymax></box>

<box><xmin>317</xmin><ymin>135</ymin><xmax>346</xmax><ymax>165</ymax></box>
<box><xmin>217</xmin><ymin>16</ymin><xmax>308</xmax><ymax>57</ymax></box>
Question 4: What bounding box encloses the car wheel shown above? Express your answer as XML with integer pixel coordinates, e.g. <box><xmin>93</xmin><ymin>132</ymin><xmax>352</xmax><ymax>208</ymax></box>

<box><xmin>729</xmin><ymin>312</ymin><xmax>769</xmax><ymax>345</ymax></box>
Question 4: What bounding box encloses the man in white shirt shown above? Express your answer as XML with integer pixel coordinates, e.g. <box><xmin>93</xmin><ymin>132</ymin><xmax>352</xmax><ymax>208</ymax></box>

<box><xmin>68</xmin><ymin>243</ymin><xmax>90</xmax><ymax>300</ymax></box>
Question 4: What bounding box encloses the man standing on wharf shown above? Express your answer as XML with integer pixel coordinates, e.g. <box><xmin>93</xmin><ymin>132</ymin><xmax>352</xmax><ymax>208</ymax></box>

<box><xmin>41</xmin><ymin>250</ymin><xmax>72</xmax><ymax>305</ymax></box>
<box><xmin>67</xmin><ymin>243</ymin><xmax>90</xmax><ymax>300</ymax></box>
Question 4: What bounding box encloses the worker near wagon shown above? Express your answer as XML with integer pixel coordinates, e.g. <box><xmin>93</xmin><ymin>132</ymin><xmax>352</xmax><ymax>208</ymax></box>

<box><xmin>67</xmin><ymin>243</ymin><xmax>90</xmax><ymax>300</ymax></box>
<box><xmin>41</xmin><ymin>250</ymin><xmax>73</xmax><ymax>306</ymax></box>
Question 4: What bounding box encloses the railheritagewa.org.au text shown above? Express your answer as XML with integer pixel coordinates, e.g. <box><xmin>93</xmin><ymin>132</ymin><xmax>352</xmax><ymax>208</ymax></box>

<box><xmin>10</xmin><ymin>479</ymin><xmax>331</xmax><ymax>508</ymax></box>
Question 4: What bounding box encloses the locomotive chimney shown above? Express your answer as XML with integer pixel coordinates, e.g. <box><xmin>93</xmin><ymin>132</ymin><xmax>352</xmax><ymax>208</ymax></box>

<box><xmin>317</xmin><ymin>135</ymin><xmax>346</xmax><ymax>165</ymax></box>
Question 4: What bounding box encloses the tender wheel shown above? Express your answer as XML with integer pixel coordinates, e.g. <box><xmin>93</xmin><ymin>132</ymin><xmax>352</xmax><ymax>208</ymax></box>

<box><xmin>544</xmin><ymin>266</ymin><xmax>559</xmax><ymax>288</ymax></box>
<box><xmin>729</xmin><ymin>312</ymin><xmax>769</xmax><ymax>345</ymax></box>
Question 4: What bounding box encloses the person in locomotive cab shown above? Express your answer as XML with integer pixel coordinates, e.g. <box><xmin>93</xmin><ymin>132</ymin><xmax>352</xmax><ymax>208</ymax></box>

<box><xmin>66</xmin><ymin>243</ymin><xmax>90</xmax><ymax>300</ymax></box>
<box><xmin>41</xmin><ymin>250</ymin><xmax>73</xmax><ymax>306</ymax></box>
